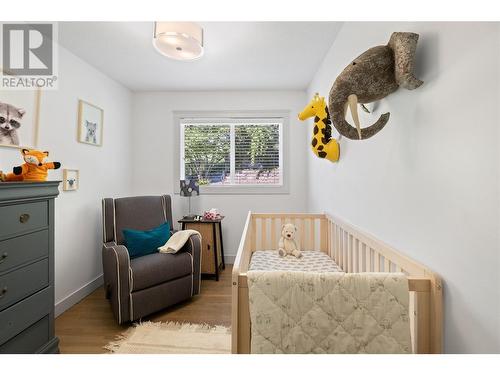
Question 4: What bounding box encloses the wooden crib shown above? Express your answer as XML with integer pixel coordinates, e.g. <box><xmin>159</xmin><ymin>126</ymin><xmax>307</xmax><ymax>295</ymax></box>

<box><xmin>231</xmin><ymin>212</ymin><xmax>443</xmax><ymax>354</ymax></box>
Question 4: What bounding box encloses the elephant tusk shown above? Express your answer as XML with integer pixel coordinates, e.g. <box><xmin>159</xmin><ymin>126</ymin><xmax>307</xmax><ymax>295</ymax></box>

<box><xmin>348</xmin><ymin>94</ymin><xmax>362</xmax><ymax>140</ymax></box>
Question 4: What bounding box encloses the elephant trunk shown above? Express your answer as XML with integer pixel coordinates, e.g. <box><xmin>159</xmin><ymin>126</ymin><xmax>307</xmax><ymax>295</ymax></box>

<box><xmin>330</xmin><ymin>96</ymin><xmax>391</xmax><ymax>140</ymax></box>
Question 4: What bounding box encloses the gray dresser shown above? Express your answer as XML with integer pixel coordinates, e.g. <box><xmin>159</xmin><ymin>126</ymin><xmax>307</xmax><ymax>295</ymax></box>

<box><xmin>0</xmin><ymin>181</ymin><xmax>60</xmax><ymax>354</ymax></box>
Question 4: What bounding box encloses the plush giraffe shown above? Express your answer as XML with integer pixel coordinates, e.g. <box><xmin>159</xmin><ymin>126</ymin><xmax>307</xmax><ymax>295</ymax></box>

<box><xmin>298</xmin><ymin>93</ymin><xmax>340</xmax><ymax>162</ymax></box>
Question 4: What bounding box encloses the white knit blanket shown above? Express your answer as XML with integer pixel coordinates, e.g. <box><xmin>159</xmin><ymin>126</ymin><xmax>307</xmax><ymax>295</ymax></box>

<box><xmin>247</xmin><ymin>271</ymin><xmax>411</xmax><ymax>354</ymax></box>
<box><xmin>158</xmin><ymin>230</ymin><xmax>201</xmax><ymax>254</ymax></box>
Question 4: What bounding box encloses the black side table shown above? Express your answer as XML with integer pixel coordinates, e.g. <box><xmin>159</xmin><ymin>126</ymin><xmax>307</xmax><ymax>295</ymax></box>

<box><xmin>178</xmin><ymin>216</ymin><xmax>225</xmax><ymax>281</ymax></box>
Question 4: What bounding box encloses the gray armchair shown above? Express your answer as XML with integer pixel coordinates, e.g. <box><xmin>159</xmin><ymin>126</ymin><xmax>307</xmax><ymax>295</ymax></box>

<box><xmin>101</xmin><ymin>195</ymin><xmax>201</xmax><ymax>324</ymax></box>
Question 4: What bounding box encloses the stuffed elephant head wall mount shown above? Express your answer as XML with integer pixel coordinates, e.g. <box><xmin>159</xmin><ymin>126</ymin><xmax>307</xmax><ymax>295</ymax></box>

<box><xmin>329</xmin><ymin>32</ymin><xmax>423</xmax><ymax>140</ymax></box>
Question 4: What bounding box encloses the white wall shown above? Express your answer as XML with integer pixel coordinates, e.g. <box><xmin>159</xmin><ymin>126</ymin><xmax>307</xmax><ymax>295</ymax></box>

<box><xmin>306</xmin><ymin>22</ymin><xmax>500</xmax><ymax>353</ymax></box>
<box><xmin>130</xmin><ymin>91</ymin><xmax>308</xmax><ymax>261</ymax></box>
<box><xmin>0</xmin><ymin>46</ymin><xmax>133</xmax><ymax>313</ymax></box>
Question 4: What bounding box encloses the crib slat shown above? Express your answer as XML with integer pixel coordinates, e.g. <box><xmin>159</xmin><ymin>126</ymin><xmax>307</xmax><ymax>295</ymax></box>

<box><xmin>276</xmin><ymin>218</ymin><xmax>282</xmax><ymax>245</ymax></box>
<box><xmin>270</xmin><ymin>218</ymin><xmax>276</xmax><ymax>250</ymax></box>
<box><xmin>294</xmin><ymin>218</ymin><xmax>300</xmax><ymax>250</ymax></box>
<box><xmin>308</xmin><ymin>219</ymin><xmax>315</xmax><ymax>250</ymax></box>
<box><xmin>358</xmin><ymin>240</ymin><xmax>364</xmax><ymax>272</ymax></box>
<box><xmin>340</xmin><ymin>229</ymin><xmax>344</xmax><ymax>270</ymax></box>
<box><xmin>347</xmin><ymin>233</ymin><xmax>354</xmax><ymax>272</ymax></box>
<box><xmin>333</xmin><ymin>225</ymin><xmax>337</xmax><ymax>262</ymax></box>
<box><xmin>297</xmin><ymin>218</ymin><xmax>305</xmax><ymax>250</ymax></box>
<box><xmin>251</xmin><ymin>218</ymin><xmax>257</xmax><ymax>251</ymax></box>
<box><xmin>364</xmin><ymin>244</ymin><xmax>370</xmax><ymax>272</ymax></box>
<box><xmin>346</xmin><ymin>232</ymin><xmax>350</xmax><ymax>271</ymax></box>
<box><xmin>304</xmin><ymin>219</ymin><xmax>309</xmax><ymax>250</ymax></box>
<box><xmin>384</xmin><ymin>257</ymin><xmax>390</xmax><ymax>272</ymax></box>
<box><xmin>370</xmin><ymin>248</ymin><xmax>375</xmax><ymax>271</ymax></box>
<box><xmin>261</xmin><ymin>218</ymin><xmax>267</xmax><ymax>250</ymax></box>
<box><xmin>303</xmin><ymin>219</ymin><xmax>313</xmax><ymax>250</ymax></box>
<box><xmin>375</xmin><ymin>252</ymin><xmax>381</xmax><ymax>272</ymax></box>
<box><xmin>333</xmin><ymin>224</ymin><xmax>340</xmax><ymax>265</ymax></box>
<box><xmin>331</xmin><ymin>223</ymin><xmax>335</xmax><ymax>259</ymax></box>
<box><xmin>342</xmin><ymin>230</ymin><xmax>349</xmax><ymax>272</ymax></box>
<box><xmin>352</xmin><ymin>236</ymin><xmax>356</xmax><ymax>272</ymax></box>
<box><xmin>346</xmin><ymin>233</ymin><xmax>350</xmax><ymax>272</ymax></box>
<box><xmin>339</xmin><ymin>227</ymin><xmax>343</xmax><ymax>268</ymax></box>
<box><xmin>339</xmin><ymin>229</ymin><xmax>344</xmax><ymax>269</ymax></box>
<box><xmin>319</xmin><ymin>219</ymin><xmax>332</xmax><ymax>257</ymax></box>
<box><xmin>352</xmin><ymin>237</ymin><xmax>358</xmax><ymax>272</ymax></box>
<box><xmin>344</xmin><ymin>232</ymin><xmax>351</xmax><ymax>272</ymax></box>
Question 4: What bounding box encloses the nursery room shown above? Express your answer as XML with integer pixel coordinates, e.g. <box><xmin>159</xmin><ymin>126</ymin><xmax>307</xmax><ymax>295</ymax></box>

<box><xmin>1</xmin><ymin>1</ymin><xmax>500</xmax><ymax>370</ymax></box>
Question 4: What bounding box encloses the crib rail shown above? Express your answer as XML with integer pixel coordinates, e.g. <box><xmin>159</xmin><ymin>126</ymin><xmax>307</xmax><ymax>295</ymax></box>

<box><xmin>250</xmin><ymin>213</ymin><xmax>328</xmax><ymax>252</ymax></box>
<box><xmin>324</xmin><ymin>213</ymin><xmax>443</xmax><ymax>354</ymax></box>
<box><xmin>232</xmin><ymin>212</ymin><xmax>443</xmax><ymax>354</ymax></box>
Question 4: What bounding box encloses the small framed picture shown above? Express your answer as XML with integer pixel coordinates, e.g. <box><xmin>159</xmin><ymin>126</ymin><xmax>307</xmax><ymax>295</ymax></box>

<box><xmin>63</xmin><ymin>169</ymin><xmax>79</xmax><ymax>191</ymax></box>
<box><xmin>77</xmin><ymin>99</ymin><xmax>103</xmax><ymax>146</ymax></box>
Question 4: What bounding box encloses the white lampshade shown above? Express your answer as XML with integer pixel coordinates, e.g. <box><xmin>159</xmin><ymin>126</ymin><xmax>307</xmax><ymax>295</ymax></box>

<box><xmin>153</xmin><ymin>22</ymin><xmax>204</xmax><ymax>61</ymax></box>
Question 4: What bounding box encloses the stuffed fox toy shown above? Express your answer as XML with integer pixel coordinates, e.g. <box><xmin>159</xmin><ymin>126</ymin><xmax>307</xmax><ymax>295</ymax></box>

<box><xmin>0</xmin><ymin>149</ymin><xmax>61</xmax><ymax>182</ymax></box>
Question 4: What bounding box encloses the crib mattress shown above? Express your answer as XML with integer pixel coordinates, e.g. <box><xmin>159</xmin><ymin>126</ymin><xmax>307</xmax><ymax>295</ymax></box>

<box><xmin>249</xmin><ymin>250</ymin><xmax>343</xmax><ymax>273</ymax></box>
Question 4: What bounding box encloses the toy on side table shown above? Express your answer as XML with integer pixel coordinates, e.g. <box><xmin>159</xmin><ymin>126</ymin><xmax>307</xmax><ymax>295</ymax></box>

<box><xmin>278</xmin><ymin>223</ymin><xmax>303</xmax><ymax>258</ymax></box>
<box><xmin>203</xmin><ymin>208</ymin><xmax>222</xmax><ymax>221</ymax></box>
<box><xmin>0</xmin><ymin>148</ymin><xmax>61</xmax><ymax>182</ymax></box>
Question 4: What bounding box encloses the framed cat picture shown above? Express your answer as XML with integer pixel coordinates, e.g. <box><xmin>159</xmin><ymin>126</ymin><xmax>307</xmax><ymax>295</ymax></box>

<box><xmin>77</xmin><ymin>99</ymin><xmax>103</xmax><ymax>146</ymax></box>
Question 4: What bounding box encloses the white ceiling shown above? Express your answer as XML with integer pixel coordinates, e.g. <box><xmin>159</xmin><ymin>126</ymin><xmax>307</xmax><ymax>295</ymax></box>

<box><xmin>58</xmin><ymin>22</ymin><xmax>342</xmax><ymax>91</ymax></box>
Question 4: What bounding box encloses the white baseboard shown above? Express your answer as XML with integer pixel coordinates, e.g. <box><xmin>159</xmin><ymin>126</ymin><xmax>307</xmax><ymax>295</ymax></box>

<box><xmin>224</xmin><ymin>255</ymin><xmax>235</xmax><ymax>265</ymax></box>
<box><xmin>55</xmin><ymin>274</ymin><xmax>103</xmax><ymax>317</ymax></box>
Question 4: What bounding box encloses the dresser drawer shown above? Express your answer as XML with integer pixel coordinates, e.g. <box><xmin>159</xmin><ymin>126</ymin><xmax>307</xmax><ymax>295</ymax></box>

<box><xmin>0</xmin><ymin>258</ymin><xmax>49</xmax><ymax>311</ymax></box>
<box><xmin>0</xmin><ymin>286</ymin><xmax>51</xmax><ymax>345</ymax></box>
<box><xmin>0</xmin><ymin>315</ymin><xmax>49</xmax><ymax>353</ymax></box>
<box><xmin>0</xmin><ymin>201</ymin><xmax>48</xmax><ymax>240</ymax></box>
<box><xmin>0</xmin><ymin>230</ymin><xmax>49</xmax><ymax>274</ymax></box>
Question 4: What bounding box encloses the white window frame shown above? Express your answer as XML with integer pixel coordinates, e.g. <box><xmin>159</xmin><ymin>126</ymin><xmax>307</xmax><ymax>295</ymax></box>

<box><xmin>173</xmin><ymin>110</ymin><xmax>290</xmax><ymax>195</ymax></box>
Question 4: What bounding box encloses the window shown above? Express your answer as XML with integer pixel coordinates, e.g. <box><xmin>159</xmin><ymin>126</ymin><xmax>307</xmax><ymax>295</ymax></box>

<box><xmin>176</xmin><ymin>112</ymin><xmax>287</xmax><ymax>194</ymax></box>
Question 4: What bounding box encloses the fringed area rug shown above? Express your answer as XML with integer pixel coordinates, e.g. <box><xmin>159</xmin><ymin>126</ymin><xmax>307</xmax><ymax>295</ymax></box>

<box><xmin>105</xmin><ymin>321</ymin><xmax>231</xmax><ymax>354</ymax></box>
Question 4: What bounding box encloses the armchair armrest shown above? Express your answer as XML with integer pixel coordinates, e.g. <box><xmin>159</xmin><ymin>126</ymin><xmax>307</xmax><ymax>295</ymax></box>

<box><xmin>179</xmin><ymin>233</ymin><xmax>202</xmax><ymax>295</ymax></box>
<box><xmin>102</xmin><ymin>242</ymin><xmax>131</xmax><ymax>324</ymax></box>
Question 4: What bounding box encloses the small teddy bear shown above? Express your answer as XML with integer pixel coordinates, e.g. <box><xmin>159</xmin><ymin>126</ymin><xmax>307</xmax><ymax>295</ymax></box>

<box><xmin>278</xmin><ymin>223</ymin><xmax>303</xmax><ymax>258</ymax></box>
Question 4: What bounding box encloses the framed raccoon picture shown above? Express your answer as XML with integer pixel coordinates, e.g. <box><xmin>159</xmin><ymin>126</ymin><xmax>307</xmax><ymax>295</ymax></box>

<box><xmin>0</xmin><ymin>84</ymin><xmax>41</xmax><ymax>149</ymax></box>
<box><xmin>63</xmin><ymin>169</ymin><xmax>79</xmax><ymax>191</ymax></box>
<box><xmin>77</xmin><ymin>99</ymin><xmax>103</xmax><ymax>146</ymax></box>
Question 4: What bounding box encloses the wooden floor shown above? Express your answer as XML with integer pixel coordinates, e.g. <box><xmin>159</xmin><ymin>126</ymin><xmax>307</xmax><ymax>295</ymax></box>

<box><xmin>55</xmin><ymin>266</ymin><xmax>232</xmax><ymax>354</ymax></box>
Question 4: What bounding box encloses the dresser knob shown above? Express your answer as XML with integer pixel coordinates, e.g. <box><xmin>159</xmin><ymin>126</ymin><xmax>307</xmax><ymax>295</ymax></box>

<box><xmin>0</xmin><ymin>253</ymin><xmax>7</xmax><ymax>264</ymax></box>
<box><xmin>0</xmin><ymin>287</ymin><xmax>7</xmax><ymax>299</ymax></box>
<box><xmin>19</xmin><ymin>213</ymin><xmax>30</xmax><ymax>223</ymax></box>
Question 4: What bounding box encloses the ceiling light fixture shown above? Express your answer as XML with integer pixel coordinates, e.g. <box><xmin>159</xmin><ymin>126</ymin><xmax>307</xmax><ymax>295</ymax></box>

<box><xmin>153</xmin><ymin>22</ymin><xmax>204</xmax><ymax>61</ymax></box>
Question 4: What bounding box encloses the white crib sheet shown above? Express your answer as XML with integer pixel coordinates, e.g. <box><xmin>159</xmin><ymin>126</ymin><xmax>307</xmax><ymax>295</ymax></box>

<box><xmin>249</xmin><ymin>250</ymin><xmax>343</xmax><ymax>273</ymax></box>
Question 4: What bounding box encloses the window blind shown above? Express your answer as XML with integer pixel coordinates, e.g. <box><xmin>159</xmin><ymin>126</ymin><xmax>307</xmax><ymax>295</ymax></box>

<box><xmin>181</xmin><ymin>119</ymin><xmax>282</xmax><ymax>187</ymax></box>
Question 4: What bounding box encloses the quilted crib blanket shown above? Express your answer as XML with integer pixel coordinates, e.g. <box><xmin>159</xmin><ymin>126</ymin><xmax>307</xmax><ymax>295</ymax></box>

<box><xmin>247</xmin><ymin>271</ymin><xmax>412</xmax><ymax>354</ymax></box>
